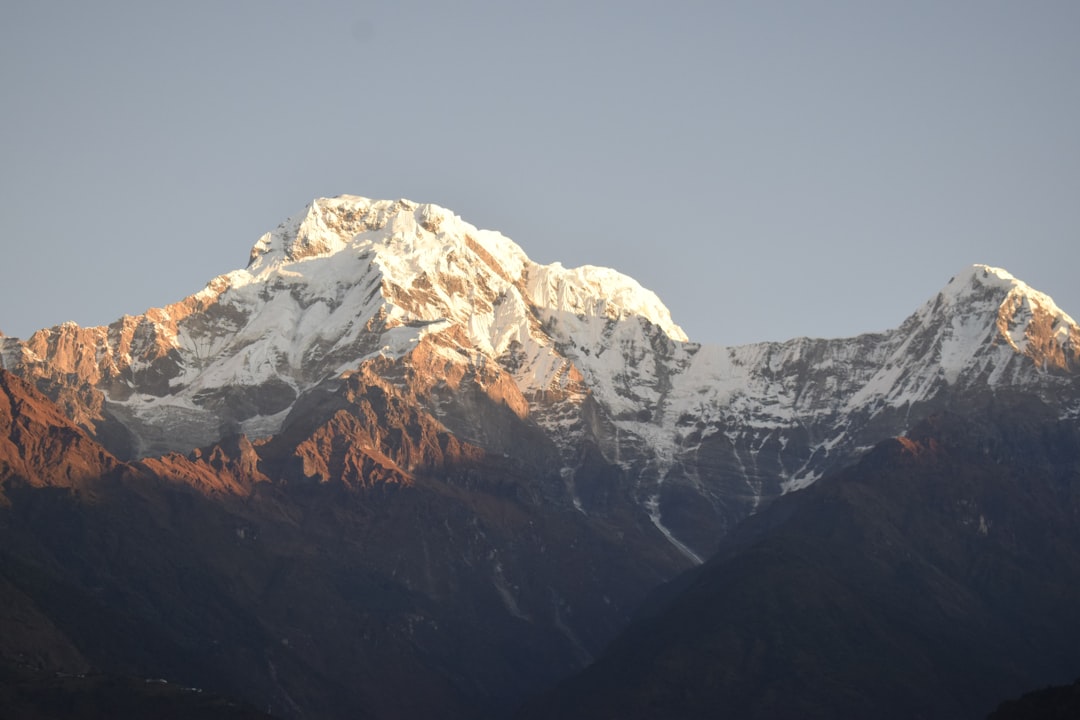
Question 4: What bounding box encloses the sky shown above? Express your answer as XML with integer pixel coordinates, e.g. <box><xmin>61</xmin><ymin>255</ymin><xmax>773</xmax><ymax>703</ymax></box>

<box><xmin>2</xmin><ymin>1</ymin><xmax>1078</xmax><ymax>347</ymax></box>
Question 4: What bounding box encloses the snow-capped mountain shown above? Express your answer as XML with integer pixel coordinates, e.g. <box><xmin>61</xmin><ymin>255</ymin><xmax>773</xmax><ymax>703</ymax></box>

<box><xmin>3</xmin><ymin>196</ymin><xmax>1080</xmax><ymax>720</ymax></box>
<box><xmin>0</xmin><ymin>197</ymin><xmax>679</xmax><ymax>454</ymax></box>
<box><xmin>2</xmin><ymin>196</ymin><xmax>1077</xmax><ymax>560</ymax></box>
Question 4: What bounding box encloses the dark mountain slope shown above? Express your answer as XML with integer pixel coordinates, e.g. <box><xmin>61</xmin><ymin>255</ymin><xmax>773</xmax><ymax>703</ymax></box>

<box><xmin>0</xmin><ymin>665</ymin><xmax>276</xmax><ymax>720</ymax></box>
<box><xmin>988</xmin><ymin>676</ymin><xmax>1080</xmax><ymax>720</ymax></box>
<box><xmin>0</xmin><ymin>369</ymin><xmax>687</xmax><ymax>719</ymax></box>
<box><xmin>522</xmin><ymin>398</ymin><xmax>1080</xmax><ymax>720</ymax></box>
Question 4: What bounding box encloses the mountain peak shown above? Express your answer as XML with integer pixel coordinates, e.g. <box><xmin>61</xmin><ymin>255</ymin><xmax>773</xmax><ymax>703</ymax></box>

<box><xmin>901</xmin><ymin>264</ymin><xmax>1080</xmax><ymax>383</ymax></box>
<box><xmin>939</xmin><ymin>264</ymin><xmax>1019</xmax><ymax>307</ymax></box>
<box><xmin>943</xmin><ymin>264</ymin><xmax>1075</xmax><ymax>325</ymax></box>
<box><xmin>949</xmin><ymin>263</ymin><xmax>1017</xmax><ymax>288</ymax></box>
<box><xmin>240</xmin><ymin>195</ymin><xmax>685</xmax><ymax>343</ymax></box>
<box><xmin>0</xmin><ymin>195</ymin><xmax>690</xmax><ymax>457</ymax></box>
<box><xmin>248</xmin><ymin>195</ymin><xmax>416</xmax><ymax>266</ymax></box>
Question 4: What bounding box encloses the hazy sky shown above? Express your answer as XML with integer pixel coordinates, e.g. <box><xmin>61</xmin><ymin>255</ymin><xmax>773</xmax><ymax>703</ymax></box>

<box><xmin>2</xmin><ymin>1</ymin><xmax>1078</xmax><ymax>346</ymax></box>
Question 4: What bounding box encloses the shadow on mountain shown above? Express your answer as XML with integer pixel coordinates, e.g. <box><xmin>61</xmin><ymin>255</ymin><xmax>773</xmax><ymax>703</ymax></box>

<box><xmin>0</xmin><ymin>662</ymin><xmax>275</xmax><ymax>720</ymax></box>
<box><xmin>520</xmin><ymin>400</ymin><xmax>1080</xmax><ymax>719</ymax></box>
<box><xmin>0</xmin><ymin>369</ymin><xmax>688</xmax><ymax>719</ymax></box>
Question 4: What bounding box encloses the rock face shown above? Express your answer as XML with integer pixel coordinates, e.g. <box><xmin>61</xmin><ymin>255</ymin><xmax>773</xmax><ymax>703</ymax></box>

<box><xmin>0</xmin><ymin>196</ymin><xmax>1078</xmax><ymax>718</ymax></box>
<box><xmin>0</xmin><ymin>371</ymin><xmax>118</xmax><ymax>490</ymax></box>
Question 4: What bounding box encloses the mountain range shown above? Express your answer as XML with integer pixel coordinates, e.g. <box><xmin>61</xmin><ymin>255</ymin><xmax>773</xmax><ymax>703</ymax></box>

<box><xmin>1</xmin><ymin>195</ymin><xmax>1078</xmax><ymax>718</ymax></box>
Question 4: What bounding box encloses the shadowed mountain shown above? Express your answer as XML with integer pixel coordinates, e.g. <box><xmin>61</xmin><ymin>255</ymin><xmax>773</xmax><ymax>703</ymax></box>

<box><xmin>988</xmin><ymin>676</ymin><xmax>1080</xmax><ymax>720</ymax></box>
<box><xmin>520</xmin><ymin>402</ymin><xmax>1080</xmax><ymax>719</ymax></box>
<box><xmin>0</xmin><ymin>665</ymin><xmax>276</xmax><ymax>720</ymax></box>
<box><xmin>0</xmin><ymin>369</ymin><xmax>685</xmax><ymax>718</ymax></box>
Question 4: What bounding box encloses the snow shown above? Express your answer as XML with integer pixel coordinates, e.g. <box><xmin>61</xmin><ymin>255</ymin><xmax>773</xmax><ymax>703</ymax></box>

<box><xmin>47</xmin><ymin>196</ymin><xmax>698</xmax><ymax>455</ymax></box>
<box><xmin>526</xmin><ymin>263</ymin><xmax>687</xmax><ymax>343</ymax></box>
<box><xmin>240</xmin><ymin>406</ymin><xmax>293</xmax><ymax>440</ymax></box>
<box><xmin>644</xmin><ymin>494</ymin><xmax>703</xmax><ymax>564</ymax></box>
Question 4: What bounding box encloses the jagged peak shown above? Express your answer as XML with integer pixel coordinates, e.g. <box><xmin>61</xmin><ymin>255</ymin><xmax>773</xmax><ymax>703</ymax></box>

<box><xmin>933</xmin><ymin>264</ymin><xmax>1077</xmax><ymax>330</ymax></box>
<box><xmin>244</xmin><ymin>195</ymin><xmax>527</xmax><ymax>277</ymax></box>
<box><xmin>925</xmin><ymin>265</ymin><xmax>1021</xmax><ymax>320</ymax></box>
<box><xmin>241</xmin><ymin>195</ymin><xmax>686</xmax><ymax>343</ymax></box>
<box><xmin>946</xmin><ymin>263</ymin><xmax>1019</xmax><ymax>292</ymax></box>
<box><xmin>248</xmin><ymin>195</ymin><xmax>412</xmax><ymax>266</ymax></box>
<box><xmin>905</xmin><ymin>264</ymin><xmax>1080</xmax><ymax>377</ymax></box>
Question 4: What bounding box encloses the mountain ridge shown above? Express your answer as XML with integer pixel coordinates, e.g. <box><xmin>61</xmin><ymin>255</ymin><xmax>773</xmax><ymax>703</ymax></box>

<box><xmin>1</xmin><ymin>195</ymin><xmax>1079</xmax><ymax>718</ymax></box>
<box><xmin>1</xmin><ymin>196</ymin><xmax>1078</xmax><ymax>561</ymax></box>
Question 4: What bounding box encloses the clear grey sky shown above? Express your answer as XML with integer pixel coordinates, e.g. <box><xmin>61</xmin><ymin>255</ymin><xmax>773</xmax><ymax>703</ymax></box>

<box><xmin>2</xmin><ymin>1</ymin><xmax>1078</xmax><ymax>346</ymax></box>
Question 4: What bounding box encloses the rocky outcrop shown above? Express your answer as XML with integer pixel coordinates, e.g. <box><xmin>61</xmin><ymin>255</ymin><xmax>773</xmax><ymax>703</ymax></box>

<box><xmin>0</xmin><ymin>370</ymin><xmax>118</xmax><ymax>491</ymax></box>
<box><xmin>136</xmin><ymin>434</ymin><xmax>270</xmax><ymax>496</ymax></box>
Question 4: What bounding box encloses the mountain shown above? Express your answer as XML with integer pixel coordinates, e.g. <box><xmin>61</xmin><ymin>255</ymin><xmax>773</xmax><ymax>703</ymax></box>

<box><xmin>521</xmin><ymin>408</ymin><xmax>1080</xmax><ymax>719</ymax></box>
<box><xmin>2</xmin><ymin>197</ymin><xmax>1076</xmax><ymax>560</ymax></box>
<box><xmin>1</xmin><ymin>195</ymin><xmax>1078</xmax><ymax>718</ymax></box>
